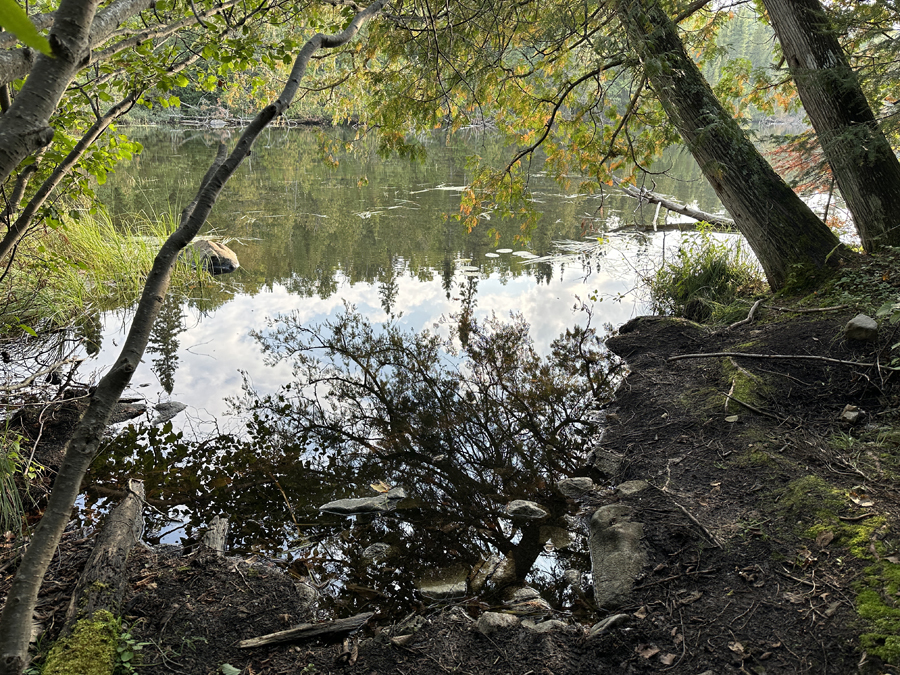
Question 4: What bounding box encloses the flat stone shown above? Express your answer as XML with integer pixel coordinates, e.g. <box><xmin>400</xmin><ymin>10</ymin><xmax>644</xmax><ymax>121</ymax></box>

<box><xmin>845</xmin><ymin>314</ymin><xmax>878</xmax><ymax>342</ymax></box>
<box><xmin>556</xmin><ymin>477</ymin><xmax>595</xmax><ymax>498</ymax></box>
<box><xmin>617</xmin><ymin>480</ymin><xmax>649</xmax><ymax>496</ymax></box>
<box><xmin>319</xmin><ymin>487</ymin><xmax>406</xmax><ymax>514</ymax></box>
<box><xmin>475</xmin><ymin>612</ymin><xmax>520</xmax><ymax>636</ymax></box>
<box><xmin>589</xmin><ymin>504</ymin><xmax>646</xmax><ymax>609</ymax></box>
<box><xmin>506</xmin><ymin>500</ymin><xmax>548</xmax><ymax>519</ymax></box>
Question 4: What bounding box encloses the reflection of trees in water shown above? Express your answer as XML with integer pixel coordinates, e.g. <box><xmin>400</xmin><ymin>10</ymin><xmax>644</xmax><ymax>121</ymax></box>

<box><xmin>89</xmin><ymin>310</ymin><xmax>619</xmax><ymax>617</ymax></box>
<box><xmin>146</xmin><ymin>295</ymin><xmax>185</xmax><ymax>394</ymax></box>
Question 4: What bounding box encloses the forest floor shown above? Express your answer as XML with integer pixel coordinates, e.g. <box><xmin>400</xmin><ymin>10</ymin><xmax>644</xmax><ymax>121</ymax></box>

<box><xmin>3</xmin><ymin>252</ymin><xmax>900</xmax><ymax>674</ymax></box>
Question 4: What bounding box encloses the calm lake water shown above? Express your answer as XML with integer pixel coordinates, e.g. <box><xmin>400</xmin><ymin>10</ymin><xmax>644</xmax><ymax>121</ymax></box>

<box><xmin>91</xmin><ymin>126</ymin><xmax>722</xmax><ymax>431</ymax></box>
<box><xmin>85</xmin><ymin>126</ymin><xmax>730</xmax><ymax>620</ymax></box>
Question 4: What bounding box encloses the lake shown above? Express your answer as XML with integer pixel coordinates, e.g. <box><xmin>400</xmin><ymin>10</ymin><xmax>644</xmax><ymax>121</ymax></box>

<box><xmin>85</xmin><ymin>125</ymin><xmax>729</xmax><ymax>619</ymax></box>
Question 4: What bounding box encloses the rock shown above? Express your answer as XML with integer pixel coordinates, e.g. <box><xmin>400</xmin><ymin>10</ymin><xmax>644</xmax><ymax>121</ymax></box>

<box><xmin>150</xmin><ymin>401</ymin><xmax>187</xmax><ymax>425</ymax></box>
<box><xmin>556</xmin><ymin>477</ymin><xmax>595</xmax><ymax>498</ymax></box>
<box><xmin>319</xmin><ymin>487</ymin><xmax>406</xmax><ymax>515</ymax></box>
<box><xmin>417</xmin><ymin>565</ymin><xmax>468</xmax><ymax>599</ymax></box>
<box><xmin>617</xmin><ymin>480</ymin><xmax>649</xmax><ymax>496</ymax></box>
<box><xmin>840</xmin><ymin>404</ymin><xmax>861</xmax><ymax>425</ymax></box>
<box><xmin>589</xmin><ymin>504</ymin><xmax>646</xmax><ymax>609</ymax></box>
<box><xmin>522</xmin><ymin>619</ymin><xmax>567</xmax><ymax>633</ymax></box>
<box><xmin>182</xmin><ymin>240</ymin><xmax>240</xmax><ymax>275</ymax></box>
<box><xmin>506</xmin><ymin>586</ymin><xmax>541</xmax><ymax>602</ymax></box>
<box><xmin>589</xmin><ymin>613</ymin><xmax>631</xmax><ymax>636</ymax></box>
<box><xmin>361</xmin><ymin>542</ymin><xmax>394</xmax><ymax>563</ymax></box>
<box><xmin>539</xmin><ymin>525</ymin><xmax>572</xmax><ymax>550</ymax></box>
<box><xmin>500</xmin><ymin>586</ymin><xmax>552</xmax><ymax>616</ymax></box>
<box><xmin>592</xmin><ymin>448</ymin><xmax>624</xmax><ymax>479</ymax></box>
<box><xmin>845</xmin><ymin>314</ymin><xmax>878</xmax><ymax>342</ymax></box>
<box><xmin>475</xmin><ymin>612</ymin><xmax>520</xmax><ymax>636</ymax></box>
<box><xmin>506</xmin><ymin>500</ymin><xmax>548</xmax><ymax>519</ymax></box>
<box><xmin>469</xmin><ymin>554</ymin><xmax>503</xmax><ymax>594</ymax></box>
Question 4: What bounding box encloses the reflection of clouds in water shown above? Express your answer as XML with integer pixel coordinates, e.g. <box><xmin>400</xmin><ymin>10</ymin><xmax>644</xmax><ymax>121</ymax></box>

<box><xmin>91</xmin><ymin>241</ymin><xmax>654</xmax><ymax>433</ymax></box>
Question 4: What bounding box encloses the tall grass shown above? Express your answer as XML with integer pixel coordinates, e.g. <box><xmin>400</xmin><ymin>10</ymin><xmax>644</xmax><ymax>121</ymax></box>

<box><xmin>650</xmin><ymin>225</ymin><xmax>766</xmax><ymax>322</ymax></box>
<box><xmin>0</xmin><ymin>209</ymin><xmax>205</xmax><ymax>333</ymax></box>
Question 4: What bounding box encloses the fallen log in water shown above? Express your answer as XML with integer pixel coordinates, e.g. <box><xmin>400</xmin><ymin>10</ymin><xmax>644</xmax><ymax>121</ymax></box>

<box><xmin>239</xmin><ymin>612</ymin><xmax>374</xmax><ymax>649</ymax></box>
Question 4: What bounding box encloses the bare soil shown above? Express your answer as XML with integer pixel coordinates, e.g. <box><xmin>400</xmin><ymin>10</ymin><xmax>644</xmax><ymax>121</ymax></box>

<box><xmin>3</xmin><ymin>297</ymin><xmax>900</xmax><ymax>674</ymax></box>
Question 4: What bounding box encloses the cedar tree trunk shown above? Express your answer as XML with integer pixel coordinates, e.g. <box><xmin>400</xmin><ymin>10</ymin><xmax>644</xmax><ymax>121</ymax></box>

<box><xmin>613</xmin><ymin>0</ymin><xmax>843</xmax><ymax>289</ymax></box>
<box><xmin>763</xmin><ymin>0</ymin><xmax>900</xmax><ymax>251</ymax></box>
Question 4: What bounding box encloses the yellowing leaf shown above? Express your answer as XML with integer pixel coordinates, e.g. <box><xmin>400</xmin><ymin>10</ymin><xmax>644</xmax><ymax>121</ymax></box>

<box><xmin>0</xmin><ymin>0</ymin><xmax>52</xmax><ymax>56</ymax></box>
<box><xmin>370</xmin><ymin>480</ymin><xmax>391</xmax><ymax>493</ymax></box>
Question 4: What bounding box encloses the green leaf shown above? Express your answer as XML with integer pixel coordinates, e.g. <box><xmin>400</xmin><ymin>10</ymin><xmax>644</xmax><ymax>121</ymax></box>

<box><xmin>220</xmin><ymin>665</ymin><xmax>241</xmax><ymax>675</ymax></box>
<box><xmin>0</xmin><ymin>0</ymin><xmax>53</xmax><ymax>56</ymax></box>
<box><xmin>18</xmin><ymin>324</ymin><xmax>37</xmax><ymax>337</ymax></box>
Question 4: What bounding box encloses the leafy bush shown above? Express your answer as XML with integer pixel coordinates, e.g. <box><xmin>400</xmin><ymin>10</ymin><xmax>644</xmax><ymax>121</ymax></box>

<box><xmin>650</xmin><ymin>224</ymin><xmax>765</xmax><ymax>322</ymax></box>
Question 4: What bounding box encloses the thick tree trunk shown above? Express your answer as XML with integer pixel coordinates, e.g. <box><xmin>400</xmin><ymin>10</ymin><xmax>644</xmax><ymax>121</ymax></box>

<box><xmin>762</xmin><ymin>0</ymin><xmax>900</xmax><ymax>251</ymax></box>
<box><xmin>612</xmin><ymin>0</ymin><xmax>844</xmax><ymax>289</ymax></box>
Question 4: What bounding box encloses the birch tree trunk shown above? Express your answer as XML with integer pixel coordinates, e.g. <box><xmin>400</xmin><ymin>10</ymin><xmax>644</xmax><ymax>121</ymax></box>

<box><xmin>0</xmin><ymin>4</ymin><xmax>386</xmax><ymax>672</ymax></box>
<box><xmin>0</xmin><ymin>1</ymin><xmax>101</xmax><ymax>185</ymax></box>
<box><xmin>762</xmin><ymin>0</ymin><xmax>900</xmax><ymax>251</ymax></box>
<box><xmin>612</xmin><ymin>0</ymin><xmax>844</xmax><ymax>289</ymax></box>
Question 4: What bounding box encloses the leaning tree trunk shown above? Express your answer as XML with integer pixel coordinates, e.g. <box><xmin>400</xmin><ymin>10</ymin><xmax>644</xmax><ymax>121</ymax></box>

<box><xmin>763</xmin><ymin>0</ymin><xmax>900</xmax><ymax>251</ymax></box>
<box><xmin>0</xmin><ymin>4</ymin><xmax>386</xmax><ymax>672</ymax></box>
<box><xmin>612</xmin><ymin>0</ymin><xmax>844</xmax><ymax>290</ymax></box>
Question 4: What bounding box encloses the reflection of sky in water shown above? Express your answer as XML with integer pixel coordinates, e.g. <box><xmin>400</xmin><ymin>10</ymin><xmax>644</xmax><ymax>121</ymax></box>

<box><xmin>88</xmin><ymin>238</ymin><xmax>658</xmax><ymax>436</ymax></box>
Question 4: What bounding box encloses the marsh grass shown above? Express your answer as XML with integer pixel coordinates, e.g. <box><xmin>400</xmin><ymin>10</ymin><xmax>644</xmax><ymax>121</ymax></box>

<box><xmin>1</xmin><ymin>209</ymin><xmax>207</xmax><ymax>333</ymax></box>
<box><xmin>650</xmin><ymin>225</ymin><xmax>766</xmax><ymax>322</ymax></box>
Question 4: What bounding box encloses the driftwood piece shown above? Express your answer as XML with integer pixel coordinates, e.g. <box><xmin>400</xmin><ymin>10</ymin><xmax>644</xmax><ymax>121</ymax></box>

<box><xmin>202</xmin><ymin>515</ymin><xmax>229</xmax><ymax>555</ymax></box>
<box><xmin>612</xmin><ymin>177</ymin><xmax>735</xmax><ymax>230</ymax></box>
<box><xmin>239</xmin><ymin>612</ymin><xmax>374</xmax><ymax>649</ymax></box>
<box><xmin>63</xmin><ymin>480</ymin><xmax>145</xmax><ymax>629</ymax></box>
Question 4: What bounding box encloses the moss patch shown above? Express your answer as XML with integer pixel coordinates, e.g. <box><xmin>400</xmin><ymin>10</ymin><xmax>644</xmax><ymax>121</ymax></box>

<box><xmin>858</xmin><ymin>562</ymin><xmax>900</xmax><ymax>665</ymax></box>
<box><xmin>42</xmin><ymin>610</ymin><xmax>120</xmax><ymax>675</ymax></box>
<box><xmin>770</xmin><ymin>475</ymin><xmax>846</xmax><ymax>535</ymax></box>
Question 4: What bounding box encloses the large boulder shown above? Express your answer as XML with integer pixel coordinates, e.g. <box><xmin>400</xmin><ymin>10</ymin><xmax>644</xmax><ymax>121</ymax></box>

<box><xmin>182</xmin><ymin>240</ymin><xmax>239</xmax><ymax>275</ymax></box>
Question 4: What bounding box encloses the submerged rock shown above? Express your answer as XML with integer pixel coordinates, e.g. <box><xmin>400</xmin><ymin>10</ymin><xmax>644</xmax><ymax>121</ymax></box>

<box><xmin>319</xmin><ymin>487</ymin><xmax>406</xmax><ymax>515</ymax></box>
<box><xmin>417</xmin><ymin>565</ymin><xmax>469</xmax><ymax>599</ymax></box>
<box><xmin>150</xmin><ymin>401</ymin><xmax>187</xmax><ymax>425</ymax></box>
<box><xmin>506</xmin><ymin>500</ymin><xmax>548</xmax><ymax>519</ymax></box>
<box><xmin>556</xmin><ymin>477</ymin><xmax>595</xmax><ymax>498</ymax></box>
<box><xmin>589</xmin><ymin>504</ymin><xmax>646</xmax><ymax>609</ymax></box>
<box><xmin>361</xmin><ymin>542</ymin><xmax>394</xmax><ymax>563</ymax></box>
<box><xmin>182</xmin><ymin>240</ymin><xmax>240</xmax><ymax>275</ymax></box>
